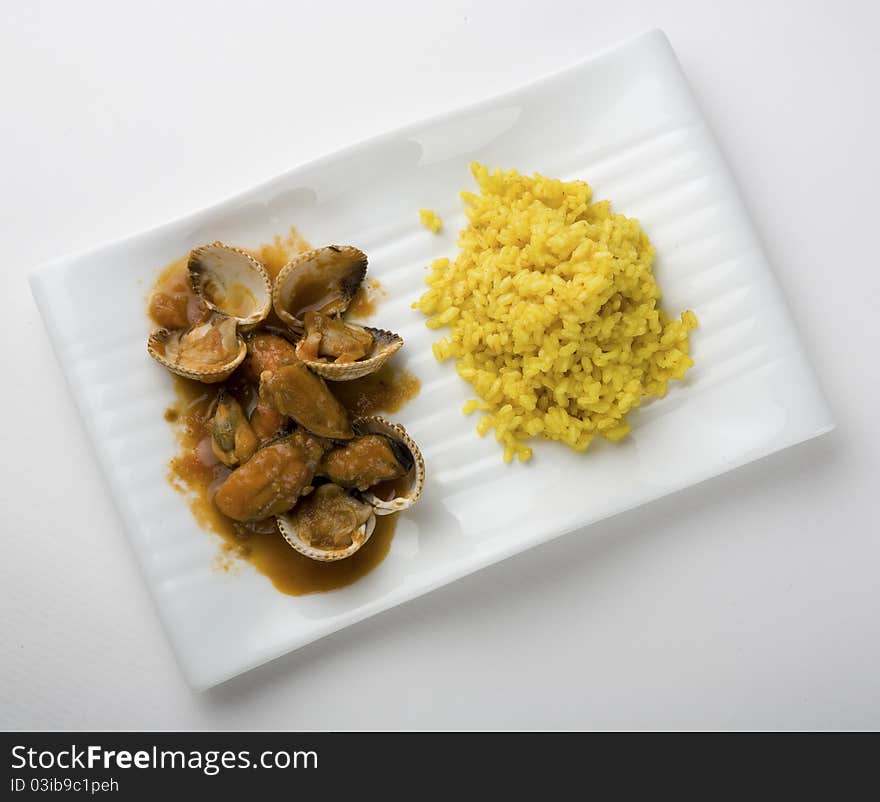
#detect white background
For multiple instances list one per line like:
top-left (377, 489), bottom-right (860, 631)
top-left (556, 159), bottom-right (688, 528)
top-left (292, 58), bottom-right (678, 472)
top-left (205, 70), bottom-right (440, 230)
top-left (1, 0), bottom-right (878, 730)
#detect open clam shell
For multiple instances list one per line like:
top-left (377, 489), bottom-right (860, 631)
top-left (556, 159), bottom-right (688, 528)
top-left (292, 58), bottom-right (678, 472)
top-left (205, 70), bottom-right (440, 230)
top-left (276, 487), bottom-right (377, 562)
top-left (188, 242), bottom-right (272, 330)
top-left (272, 245), bottom-right (367, 332)
top-left (297, 326), bottom-right (403, 381)
top-left (147, 314), bottom-right (247, 384)
top-left (355, 417), bottom-right (425, 515)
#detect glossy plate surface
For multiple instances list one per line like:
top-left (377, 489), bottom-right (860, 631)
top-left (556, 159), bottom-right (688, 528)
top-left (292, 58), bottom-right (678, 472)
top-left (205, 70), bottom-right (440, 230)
top-left (29, 30), bottom-right (832, 689)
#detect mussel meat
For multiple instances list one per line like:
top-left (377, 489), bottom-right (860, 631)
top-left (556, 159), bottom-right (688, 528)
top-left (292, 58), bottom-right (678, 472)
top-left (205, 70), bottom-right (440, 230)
top-left (249, 398), bottom-right (287, 443)
top-left (209, 389), bottom-right (258, 468)
top-left (319, 433), bottom-right (409, 491)
top-left (259, 362), bottom-right (353, 440)
top-left (213, 429), bottom-right (327, 522)
top-left (351, 417), bottom-right (424, 514)
top-left (241, 330), bottom-right (300, 383)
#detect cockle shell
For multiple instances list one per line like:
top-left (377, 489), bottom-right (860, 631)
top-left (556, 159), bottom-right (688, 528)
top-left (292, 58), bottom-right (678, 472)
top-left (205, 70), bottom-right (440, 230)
top-left (272, 245), bottom-right (367, 332)
top-left (297, 325), bottom-right (403, 381)
top-left (276, 484), bottom-right (377, 562)
top-left (147, 313), bottom-right (246, 383)
top-left (188, 242), bottom-right (272, 331)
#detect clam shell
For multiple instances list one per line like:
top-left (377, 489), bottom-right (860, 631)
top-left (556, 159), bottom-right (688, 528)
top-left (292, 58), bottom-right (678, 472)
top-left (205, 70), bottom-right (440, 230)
top-left (355, 417), bottom-right (425, 515)
top-left (188, 242), bottom-right (271, 330)
top-left (272, 245), bottom-right (367, 332)
top-left (276, 499), bottom-right (377, 562)
top-left (147, 324), bottom-right (246, 384)
top-left (297, 326), bottom-right (403, 381)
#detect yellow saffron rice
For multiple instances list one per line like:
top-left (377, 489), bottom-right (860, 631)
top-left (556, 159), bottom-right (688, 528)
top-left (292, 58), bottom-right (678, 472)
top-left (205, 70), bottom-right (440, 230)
top-left (419, 208), bottom-right (443, 233)
top-left (414, 163), bottom-right (697, 463)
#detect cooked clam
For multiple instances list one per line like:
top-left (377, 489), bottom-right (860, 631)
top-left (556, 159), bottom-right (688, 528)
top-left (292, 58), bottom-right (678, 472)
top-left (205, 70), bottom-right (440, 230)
top-left (272, 245), bottom-right (367, 332)
top-left (298, 311), bottom-right (374, 362)
top-left (209, 389), bottom-right (258, 468)
top-left (259, 361), bottom-right (353, 440)
top-left (147, 313), bottom-right (246, 383)
top-left (295, 311), bottom-right (403, 381)
top-left (213, 430), bottom-right (327, 522)
top-left (351, 417), bottom-right (424, 514)
top-left (276, 483), bottom-right (376, 562)
top-left (188, 242), bottom-right (272, 330)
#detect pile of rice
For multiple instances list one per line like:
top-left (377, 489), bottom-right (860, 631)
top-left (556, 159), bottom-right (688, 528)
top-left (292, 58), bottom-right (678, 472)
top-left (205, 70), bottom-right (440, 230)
top-left (414, 163), bottom-right (697, 462)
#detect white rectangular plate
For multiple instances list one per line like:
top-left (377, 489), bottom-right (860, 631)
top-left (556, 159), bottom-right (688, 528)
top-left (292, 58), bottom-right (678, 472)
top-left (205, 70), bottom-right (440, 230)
top-left (30, 30), bottom-right (833, 690)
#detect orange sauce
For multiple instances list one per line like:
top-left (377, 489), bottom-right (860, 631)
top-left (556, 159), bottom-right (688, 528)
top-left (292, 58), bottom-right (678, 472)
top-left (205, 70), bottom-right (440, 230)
top-left (328, 365), bottom-right (421, 417)
top-left (148, 226), bottom-right (419, 596)
top-left (348, 279), bottom-right (386, 319)
top-left (251, 228), bottom-right (312, 281)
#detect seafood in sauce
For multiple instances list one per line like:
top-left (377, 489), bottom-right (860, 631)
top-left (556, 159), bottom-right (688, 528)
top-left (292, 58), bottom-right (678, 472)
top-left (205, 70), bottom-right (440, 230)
top-left (249, 398), bottom-right (286, 443)
top-left (259, 362), bottom-right (353, 440)
top-left (214, 430), bottom-right (326, 522)
top-left (147, 234), bottom-right (424, 571)
top-left (148, 313), bottom-right (246, 383)
top-left (209, 389), bottom-right (258, 467)
top-left (295, 312), bottom-right (404, 382)
top-left (319, 434), bottom-right (408, 491)
top-left (241, 331), bottom-right (300, 383)
top-left (298, 311), bottom-right (374, 362)
top-left (278, 484), bottom-right (377, 562)
top-left (353, 417), bottom-right (424, 515)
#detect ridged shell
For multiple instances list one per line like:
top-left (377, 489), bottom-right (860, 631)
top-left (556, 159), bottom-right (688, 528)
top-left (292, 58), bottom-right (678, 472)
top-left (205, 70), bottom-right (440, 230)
top-left (276, 498), bottom-right (377, 562)
top-left (147, 322), bottom-right (246, 384)
top-left (355, 417), bottom-right (425, 515)
top-left (297, 326), bottom-right (403, 381)
top-left (272, 245), bottom-right (367, 332)
top-left (188, 242), bottom-right (272, 331)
